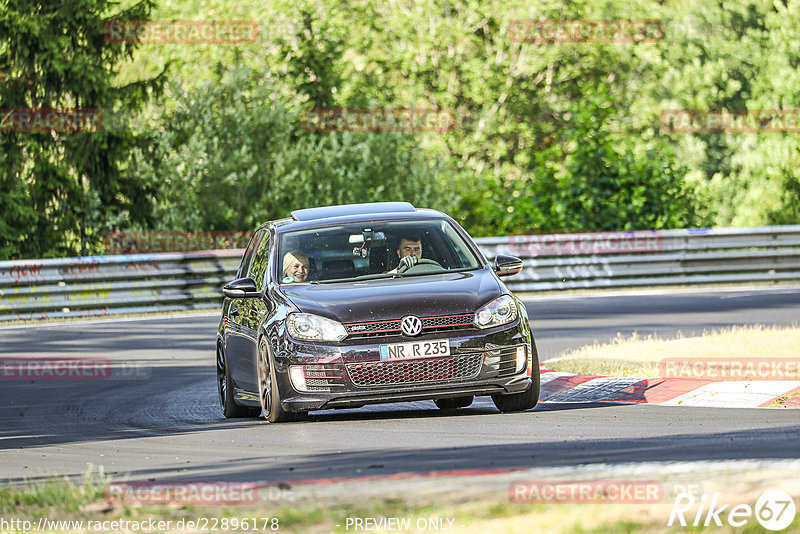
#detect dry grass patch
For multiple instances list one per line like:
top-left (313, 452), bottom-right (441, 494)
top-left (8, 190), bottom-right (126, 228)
top-left (546, 324), bottom-right (800, 377)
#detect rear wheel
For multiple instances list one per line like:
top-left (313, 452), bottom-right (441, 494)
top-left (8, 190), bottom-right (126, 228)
top-left (492, 373), bottom-right (540, 413)
top-left (217, 344), bottom-right (259, 418)
top-left (434, 396), bottom-right (474, 410)
top-left (257, 338), bottom-right (297, 423)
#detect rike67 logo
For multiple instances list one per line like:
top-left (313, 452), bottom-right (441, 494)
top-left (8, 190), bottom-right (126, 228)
top-left (669, 490), bottom-right (796, 531)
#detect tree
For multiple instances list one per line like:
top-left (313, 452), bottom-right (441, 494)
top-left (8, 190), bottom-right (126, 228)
top-left (0, 0), bottom-right (165, 259)
top-left (500, 85), bottom-right (708, 234)
top-left (653, 0), bottom-right (800, 226)
top-left (133, 66), bottom-right (441, 231)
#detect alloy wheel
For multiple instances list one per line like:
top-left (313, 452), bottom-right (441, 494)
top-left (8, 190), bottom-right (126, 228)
top-left (258, 340), bottom-right (272, 418)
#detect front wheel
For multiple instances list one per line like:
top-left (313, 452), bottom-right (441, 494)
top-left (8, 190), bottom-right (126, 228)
top-left (492, 374), bottom-right (540, 413)
top-left (257, 338), bottom-right (297, 423)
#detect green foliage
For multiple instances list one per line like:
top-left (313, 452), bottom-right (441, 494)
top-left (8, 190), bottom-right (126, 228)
top-left (653, 0), bottom-right (800, 226)
top-left (488, 86), bottom-right (709, 235)
top-left (4, 0), bottom-right (800, 259)
top-left (768, 168), bottom-right (800, 225)
top-left (275, 6), bottom-right (345, 108)
top-left (130, 67), bottom-right (440, 231)
top-left (0, 0), bottom-right (166, 259)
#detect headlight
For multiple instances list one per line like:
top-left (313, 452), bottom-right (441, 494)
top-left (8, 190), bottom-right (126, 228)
top-left (287, 313), bottom-right (347, 342)
top-left (473, 295), bottom-right (518, 329)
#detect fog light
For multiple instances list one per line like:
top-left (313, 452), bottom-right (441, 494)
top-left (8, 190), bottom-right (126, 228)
top-left (289, 366), bottom-right (307, 391)
top-left (515, 346), bottom-right (527, 373)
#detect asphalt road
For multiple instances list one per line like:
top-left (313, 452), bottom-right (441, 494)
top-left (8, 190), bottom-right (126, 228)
top-left (1, 286), bottom-right (799, 485)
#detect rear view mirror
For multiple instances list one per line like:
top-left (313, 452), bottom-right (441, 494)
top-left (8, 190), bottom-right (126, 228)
top-left (222, 277), bottom-right (260, 298)
top-left (348, 229), bottom-right (386, 247)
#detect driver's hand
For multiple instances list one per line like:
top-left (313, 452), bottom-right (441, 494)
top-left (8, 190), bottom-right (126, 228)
top-left (397, 255), bottom-right (418, 272)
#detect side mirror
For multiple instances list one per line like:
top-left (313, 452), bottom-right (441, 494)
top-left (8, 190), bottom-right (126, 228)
top-left (494, 255), bottom-right (523, 277)
top-left (222, 277), bottom-right (260, 298)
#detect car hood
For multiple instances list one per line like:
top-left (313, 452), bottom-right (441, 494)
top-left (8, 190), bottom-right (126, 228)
top-left (280, 269), bottom-right (504, 323)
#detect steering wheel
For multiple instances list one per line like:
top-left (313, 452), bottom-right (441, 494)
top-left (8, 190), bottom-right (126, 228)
top-left (396, 258), bottom-right (442, 274)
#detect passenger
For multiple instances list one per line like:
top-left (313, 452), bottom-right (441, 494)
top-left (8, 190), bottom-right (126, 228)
top-left (282, 250), bottom-right (310, 283)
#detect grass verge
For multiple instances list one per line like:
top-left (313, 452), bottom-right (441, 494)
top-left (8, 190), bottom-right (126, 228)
top-left (545, 324), bottom-right (800, 377)
top-left (2, 472), bottom-right (799, 534)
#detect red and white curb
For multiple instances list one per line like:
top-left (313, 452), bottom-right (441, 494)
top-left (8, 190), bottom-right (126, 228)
top-left (538, 366), bottom-right (800, 408)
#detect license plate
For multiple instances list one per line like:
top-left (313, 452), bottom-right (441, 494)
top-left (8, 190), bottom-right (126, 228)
top-left (379, 340), bottom-right (450, 361)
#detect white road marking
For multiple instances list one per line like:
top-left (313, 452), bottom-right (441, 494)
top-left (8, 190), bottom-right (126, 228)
top-left (544, 376), bottom-right (645, 403)
top-left (661, 380), bottom-right (800, 408)
top-left (539, 371), bottom-right (576, 385)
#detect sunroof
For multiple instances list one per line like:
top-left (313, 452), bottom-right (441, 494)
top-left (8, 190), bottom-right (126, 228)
top-left (291, 202), bottom-right (417, 221)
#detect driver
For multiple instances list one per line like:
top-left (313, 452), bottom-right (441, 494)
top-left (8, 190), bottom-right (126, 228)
top-left (388, 234), bottom-right (423, 274)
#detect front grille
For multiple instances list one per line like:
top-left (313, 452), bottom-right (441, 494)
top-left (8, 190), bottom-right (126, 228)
top-left (346, 353), bottom-right (483, 387)
top-left (421, 315), bottom-right (473, 328)
top-left (344, 313), bottom-right (474, 338)
top-left (345, 320), bottom-right (400, 336)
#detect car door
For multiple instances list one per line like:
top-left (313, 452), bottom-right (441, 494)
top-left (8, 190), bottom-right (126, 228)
top-left (225, 229), bottom-right (263, 398)
top-left (230, 229), bottom-right (271, 395)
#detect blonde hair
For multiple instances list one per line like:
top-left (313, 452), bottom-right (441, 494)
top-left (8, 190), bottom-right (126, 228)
top-left (282, 250), bottom-right (309, 277)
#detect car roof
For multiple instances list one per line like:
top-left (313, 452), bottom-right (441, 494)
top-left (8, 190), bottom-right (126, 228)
top-left (291, 202), bottom-right (417, 221)
top-left (270, 203), bottom-right (448, 232)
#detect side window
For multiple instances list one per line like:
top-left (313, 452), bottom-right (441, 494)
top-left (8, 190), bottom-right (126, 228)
top-left (237, 230), bottom-right (263, 279)
top-left (248, 231), bottom-right (271, 289)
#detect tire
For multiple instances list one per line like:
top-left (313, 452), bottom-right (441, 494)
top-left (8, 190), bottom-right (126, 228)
top-left (217, 344), bottom-right (260, 418)
top-left (434, 396), bottom-right (474, 410)
top-left (492, 372), bottom-right (541, 413)
top-left (257, 338), bottom-right (297, 423)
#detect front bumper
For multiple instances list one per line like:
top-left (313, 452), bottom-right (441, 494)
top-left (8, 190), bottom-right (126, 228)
top-left (271, 320), bottom-right (537, 412)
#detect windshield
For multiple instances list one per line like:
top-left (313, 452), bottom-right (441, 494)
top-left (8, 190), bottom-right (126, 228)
top-left (277, 219), bottom-right (482, 284)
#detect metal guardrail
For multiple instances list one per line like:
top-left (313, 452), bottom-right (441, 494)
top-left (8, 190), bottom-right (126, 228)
top-left (0, 250), bottom-right (241, 322)
top-left (477, 225), bottom-right (800, 291)
top-left (2, 225), bottom-right (800, 322)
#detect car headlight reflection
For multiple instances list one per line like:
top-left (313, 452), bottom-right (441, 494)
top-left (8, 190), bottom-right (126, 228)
top-left (473, 295), bottom-right (518, 329)
top-left (287, 313), bottom-right (347, 342)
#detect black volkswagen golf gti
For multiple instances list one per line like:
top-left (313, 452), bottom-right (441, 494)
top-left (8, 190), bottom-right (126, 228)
top-left (216, 202), bottom-right (540, 422)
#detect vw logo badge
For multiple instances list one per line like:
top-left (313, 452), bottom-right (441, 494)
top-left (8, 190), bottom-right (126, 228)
top-left (400, 315), bottom-right (422, 336)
